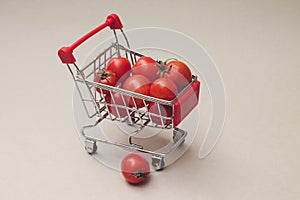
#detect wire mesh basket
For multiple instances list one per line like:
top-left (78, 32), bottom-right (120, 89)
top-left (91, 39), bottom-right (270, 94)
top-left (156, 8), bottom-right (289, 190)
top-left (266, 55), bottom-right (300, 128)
top-left (58, 14), bottom-right (200, 170)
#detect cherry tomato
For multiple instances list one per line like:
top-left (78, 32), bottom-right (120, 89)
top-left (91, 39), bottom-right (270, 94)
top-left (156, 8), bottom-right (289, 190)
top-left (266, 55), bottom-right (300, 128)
top-left (106, 57), bottom-right (131, 82)
top-left (148, 102), bottom-right (172, 126)
top-left (121, 154), bottom-right (150, 184)
top-left (149, 77), bottom-right (178, 101)
top-left (164, 60), bottom-right (192, 91)
top-left (132, 56), bottom-right (159, 81)
top-left (94, 69), bottom-right (117, 95)
top-left (105, 92), bottom-right (129, 118)
top-left (122, 75), bottom-right (151, 108)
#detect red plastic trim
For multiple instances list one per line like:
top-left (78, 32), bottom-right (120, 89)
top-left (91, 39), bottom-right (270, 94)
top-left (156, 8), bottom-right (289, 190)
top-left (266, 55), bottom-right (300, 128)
top-left (106, 14), bottom-right (123, 29)
top-left (173, 81), bottom-right (200, 127)
top-left (58, 14), bottom-right (123, 64)
top-left (58, 46), bottom-right (76, 64)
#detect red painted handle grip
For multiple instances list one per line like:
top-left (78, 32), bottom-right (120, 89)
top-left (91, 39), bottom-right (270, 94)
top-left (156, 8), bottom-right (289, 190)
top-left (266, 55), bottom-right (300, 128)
top-left (58, 14), bottom-right (123, 64)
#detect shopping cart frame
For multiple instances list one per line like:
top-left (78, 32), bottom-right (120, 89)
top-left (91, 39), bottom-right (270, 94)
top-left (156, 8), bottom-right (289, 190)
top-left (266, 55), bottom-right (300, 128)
top-left (58, 14), bottom-right (200, 170)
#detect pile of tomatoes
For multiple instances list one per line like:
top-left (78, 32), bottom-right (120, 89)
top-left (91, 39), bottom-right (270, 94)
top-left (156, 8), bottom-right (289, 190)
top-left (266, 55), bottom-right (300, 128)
top-left (94, 56), bottom-right (192, 125)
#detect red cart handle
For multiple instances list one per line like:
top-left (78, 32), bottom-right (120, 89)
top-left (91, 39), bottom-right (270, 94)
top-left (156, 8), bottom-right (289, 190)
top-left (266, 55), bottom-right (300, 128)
top-left (58, 14), bottom-right (123, 64)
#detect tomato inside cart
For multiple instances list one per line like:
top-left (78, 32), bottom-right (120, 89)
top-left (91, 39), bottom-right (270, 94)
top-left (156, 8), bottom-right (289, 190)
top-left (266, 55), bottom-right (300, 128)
top-left (58, 14), bottom-right (200, 171)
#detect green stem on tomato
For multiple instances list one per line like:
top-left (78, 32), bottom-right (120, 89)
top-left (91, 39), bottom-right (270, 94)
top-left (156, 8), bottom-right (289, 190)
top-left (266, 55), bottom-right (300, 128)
top-left (164, 57), bottom-right (178, 64)
top-left (100, 71), bottom-right (115, 83)
top-left (128, 170), bottom-right (146, 179)
top-left (155, 60), bottom-right (174, 78)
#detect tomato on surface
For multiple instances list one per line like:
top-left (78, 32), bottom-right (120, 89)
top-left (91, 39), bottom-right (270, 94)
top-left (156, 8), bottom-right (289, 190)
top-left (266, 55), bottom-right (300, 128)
top-left (148, 102), bottom-right (172, 126)
top-left (122, 75), bottom-right (151, 108)
top-left (149, 77), bottom-right (178, 101)
top-left (94, 69), bottom-right (117, 95)
top-left (163, 60), bottom-right (192, 91)
top-left (132, 56), bottom-right (159, 81)
top-left (121, 154), bottom-right (150, 184)
top-left (106, 57), bottom-right (131, 82)
top-left (105, 92), bottom-right (129, 118)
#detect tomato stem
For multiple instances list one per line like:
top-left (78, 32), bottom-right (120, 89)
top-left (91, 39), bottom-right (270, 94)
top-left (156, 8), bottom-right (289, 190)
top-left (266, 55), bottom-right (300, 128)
top-left (155, 60), bottom-right (165, 70)
top-left (155, 60), bottom-right (173, 78)
top-left (164, 57), bottom-right (178, 64)
top-left (128, 170), bottom-right (146, 179)
top-left (95, 69), bottom-right (115, 83)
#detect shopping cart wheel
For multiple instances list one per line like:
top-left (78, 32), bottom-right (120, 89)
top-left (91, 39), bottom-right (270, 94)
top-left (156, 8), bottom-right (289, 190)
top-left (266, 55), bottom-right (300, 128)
top-left (84, 138), bottom-right (98, 154)
top-left (151, 154), bottom-right (165, 171)
top-left (172, 128), bottom-right (187, 146)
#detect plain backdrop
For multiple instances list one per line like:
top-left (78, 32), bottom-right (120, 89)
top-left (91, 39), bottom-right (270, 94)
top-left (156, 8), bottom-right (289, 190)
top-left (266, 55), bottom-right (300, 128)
top-left (0, 0), bottom-right (299, 200)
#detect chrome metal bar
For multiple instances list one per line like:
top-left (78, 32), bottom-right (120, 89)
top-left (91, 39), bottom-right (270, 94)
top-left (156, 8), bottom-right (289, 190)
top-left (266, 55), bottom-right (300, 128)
top-left (67, 64), bottom-right (97, 118)
top-left (164, 128), bottom-right (187, 154)
top-left (120, 93), bottom-right (134, 124)
top-left (85, 134), bottom-right (166, 157)
top-left (121, 29), bottom-right (130, 49)
top-left (81, 112), bottom-right (109, 137)
top-left (73, 63), bottom-right (101, 117)
top-left (82, 79), bottom-right (175, 106)
top-left (113, 30), bottom-right (120, 57)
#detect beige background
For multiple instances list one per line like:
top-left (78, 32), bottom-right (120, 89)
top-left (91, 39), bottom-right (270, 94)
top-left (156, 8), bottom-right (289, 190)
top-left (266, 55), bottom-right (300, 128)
top-left (1, 0), bottom-right (299, 199)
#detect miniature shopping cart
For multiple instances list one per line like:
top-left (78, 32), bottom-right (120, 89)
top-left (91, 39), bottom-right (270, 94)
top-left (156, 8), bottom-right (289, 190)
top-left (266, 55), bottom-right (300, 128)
top-left (58, 14), bottom-right (200, 170)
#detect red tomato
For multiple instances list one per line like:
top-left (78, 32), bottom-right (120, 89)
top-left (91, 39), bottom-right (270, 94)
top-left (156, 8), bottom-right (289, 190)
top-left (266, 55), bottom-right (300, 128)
top-left (121, 154), bottom-right (150, 184)
top-left (148, 102), bottom-right (172, 126)
top-left (164, 60), bottom-right (192, 91)
top-left (132, 56), bottom-right (159, 81)
top-left (150, 77), bottom-right (178, 101)
top-left (122, 75), bottom-right (151, 108)
top-left (105, 92), bottom-right (129, 118)
top-left (94, 69), bottom-right (117, 95)
top-left (106, 57), bottom-right (131, 82)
